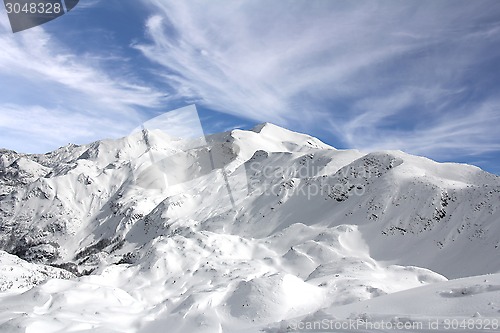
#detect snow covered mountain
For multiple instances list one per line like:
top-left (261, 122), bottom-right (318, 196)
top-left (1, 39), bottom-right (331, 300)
top-left (0, 123), bottom-right (499, 332)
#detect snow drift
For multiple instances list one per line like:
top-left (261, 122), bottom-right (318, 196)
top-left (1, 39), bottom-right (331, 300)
top-left (1, 123), bottom-right (499, 332)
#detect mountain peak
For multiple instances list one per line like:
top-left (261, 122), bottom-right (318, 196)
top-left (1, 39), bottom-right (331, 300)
top-left (251, 122), bottom-right (280, 133)
top-left (248, 122), bottom-right (334, 151)
top-left (1, 120), bottom-right (500, 332)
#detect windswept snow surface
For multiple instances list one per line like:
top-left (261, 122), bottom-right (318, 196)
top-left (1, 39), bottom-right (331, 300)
top-left (1, 123), bottom-right (500, 332)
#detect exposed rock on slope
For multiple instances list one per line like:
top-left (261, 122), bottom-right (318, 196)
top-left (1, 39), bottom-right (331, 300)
top-left (0, 123), bottom-right (499, 332)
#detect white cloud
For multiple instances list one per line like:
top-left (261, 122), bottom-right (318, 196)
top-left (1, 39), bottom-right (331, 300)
top-left (136, 0), bottom-right (500, 163)
top-left (397, 100), bottom-right (500, 156)
top-left (0, 14), bottom-right (165, 152)
top-left (2, 0), bottom-right (499, 168)
top-left (134, 1), bottom-right (415, 125)
top-left (0, 104), bottom-right (134, 153)
top-left (0, 20), bottom-right (164, 112)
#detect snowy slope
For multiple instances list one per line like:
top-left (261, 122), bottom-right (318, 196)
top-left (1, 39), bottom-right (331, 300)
top-left (266, 273), bottom-right (500, 333)
top-left (0, 251), bottom-right (74, 292)
top-left (0, 123), bottom-right (499, 332)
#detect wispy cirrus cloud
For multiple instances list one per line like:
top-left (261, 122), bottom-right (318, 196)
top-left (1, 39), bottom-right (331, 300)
top-left (0, 13), bottom-right (165, 153)
top-left (136, 0), bottom-right (500, 168)
top-left (368, 99), bottom-right (500, 156)
top-left (1, 0), bottom-right (499, 173)
top-left (0, 104), bottom-right (134, 153)
top-left (135, 1), bottom-right (419, 125)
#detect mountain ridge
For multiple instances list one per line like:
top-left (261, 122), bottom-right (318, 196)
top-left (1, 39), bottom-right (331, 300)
top-left (0, 124), bottom-right (499, 332)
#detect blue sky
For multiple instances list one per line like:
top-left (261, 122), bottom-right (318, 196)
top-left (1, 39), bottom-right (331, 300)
top-left (1, 0), bottom-right (500, 174)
